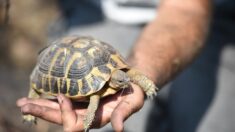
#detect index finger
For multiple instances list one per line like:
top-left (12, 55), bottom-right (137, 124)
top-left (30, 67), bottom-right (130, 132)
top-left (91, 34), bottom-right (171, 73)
top-left (20, 103), bottom-right (62, 125)
top-left (17, 97), bottom-right (60, 110)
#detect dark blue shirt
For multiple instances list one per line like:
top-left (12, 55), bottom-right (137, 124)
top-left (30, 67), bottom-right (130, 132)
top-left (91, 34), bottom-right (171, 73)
top-left (214, 0), bottom-right (235, 18)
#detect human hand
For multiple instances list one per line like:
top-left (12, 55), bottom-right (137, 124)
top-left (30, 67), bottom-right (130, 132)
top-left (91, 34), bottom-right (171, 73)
top-left (16, 84), bottom-right (145, 132)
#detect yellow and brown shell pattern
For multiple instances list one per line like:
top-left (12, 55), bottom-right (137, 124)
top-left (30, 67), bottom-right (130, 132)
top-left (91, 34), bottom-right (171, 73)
top-left (30, 36), bottom-right (128, 99)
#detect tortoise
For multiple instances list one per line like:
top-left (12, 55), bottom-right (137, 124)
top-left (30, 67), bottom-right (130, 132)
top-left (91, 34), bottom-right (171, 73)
top-left (23, 36), bottom-right (158, 131)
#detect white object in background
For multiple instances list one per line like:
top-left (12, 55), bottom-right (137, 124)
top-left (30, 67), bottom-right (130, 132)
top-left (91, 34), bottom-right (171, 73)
top-left (101, 0), bottom-right (159, 25)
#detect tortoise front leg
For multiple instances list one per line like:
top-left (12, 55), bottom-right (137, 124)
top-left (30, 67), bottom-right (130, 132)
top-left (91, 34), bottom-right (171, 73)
top-left (22, 87), bottom-right (41, 125)
top-left (127, 69), bottom-right (158, 99)
top-left (84, 94), bottom-right (100, 132)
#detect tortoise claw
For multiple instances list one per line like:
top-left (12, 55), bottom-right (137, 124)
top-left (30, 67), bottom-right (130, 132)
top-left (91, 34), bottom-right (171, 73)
top-left (22, 115), bottom-right (37, 126)
top-left (146, 86), bottom-right (158, 100)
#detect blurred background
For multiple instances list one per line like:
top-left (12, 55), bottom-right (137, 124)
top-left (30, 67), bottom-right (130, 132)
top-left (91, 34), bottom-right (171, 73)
top-left (0, 0), bottom-right (235, 132)
top-left (0, 0), bottom-right (157, 131)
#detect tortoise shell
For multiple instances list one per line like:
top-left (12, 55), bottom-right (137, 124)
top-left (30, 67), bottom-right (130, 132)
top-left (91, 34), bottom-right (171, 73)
top-left (30, 36), bottom-right (128, 100)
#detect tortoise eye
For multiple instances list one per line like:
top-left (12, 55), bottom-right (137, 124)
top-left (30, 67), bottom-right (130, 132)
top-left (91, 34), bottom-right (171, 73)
top-left (118, 80), bottom-right (123, 83)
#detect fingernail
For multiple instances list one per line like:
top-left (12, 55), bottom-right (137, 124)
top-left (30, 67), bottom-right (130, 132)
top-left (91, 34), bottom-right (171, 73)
top-left (57, 94), bottom-right (63, 104)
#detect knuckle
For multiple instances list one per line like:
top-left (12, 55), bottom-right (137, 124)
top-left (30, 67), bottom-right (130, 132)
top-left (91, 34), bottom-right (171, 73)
top-left (22, 104), bottom-right (33, 113)
top-left (122, 99), bottom-right (143, 113)
top-left (120, 100), bottom-right (135, 114)
top-left (38, 106), bottom-right (46, 117)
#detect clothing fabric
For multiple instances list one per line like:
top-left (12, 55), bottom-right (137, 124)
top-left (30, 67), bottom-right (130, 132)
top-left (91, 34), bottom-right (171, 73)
top-left (146, 7), bottom-right (235, 132)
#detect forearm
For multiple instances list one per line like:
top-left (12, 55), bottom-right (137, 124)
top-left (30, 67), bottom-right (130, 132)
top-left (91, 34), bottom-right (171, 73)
top-left (129, 0), bottom-right (212, 87)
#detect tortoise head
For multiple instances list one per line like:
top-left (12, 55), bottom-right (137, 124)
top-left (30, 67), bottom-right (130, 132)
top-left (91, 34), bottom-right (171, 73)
top-left (110, 70), bottom-right (130, 89)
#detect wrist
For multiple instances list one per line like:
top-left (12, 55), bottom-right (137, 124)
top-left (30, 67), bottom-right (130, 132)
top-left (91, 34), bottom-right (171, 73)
top-left (128, 52), bottom-right (158, 84)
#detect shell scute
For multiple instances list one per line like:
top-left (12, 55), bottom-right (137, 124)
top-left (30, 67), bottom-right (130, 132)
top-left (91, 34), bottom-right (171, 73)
top-left (59, 78), bottom-right (67, 94)
top-left (68, 79), bottom-right (79, 96)
top-left (80, 79), bottom-right (91, 95)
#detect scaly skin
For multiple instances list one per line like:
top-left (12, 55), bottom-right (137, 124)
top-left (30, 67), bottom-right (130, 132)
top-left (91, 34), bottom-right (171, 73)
top-left (23, 88), bottom-right (40, 124)
top-left (83, 95), bottom-right (100, 132)
top-left (127, 69), bottom-right (158, 99)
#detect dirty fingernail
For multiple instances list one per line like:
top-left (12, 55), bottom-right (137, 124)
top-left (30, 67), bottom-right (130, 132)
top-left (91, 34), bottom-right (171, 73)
top-left (57, 94), bottom-right (63, 104)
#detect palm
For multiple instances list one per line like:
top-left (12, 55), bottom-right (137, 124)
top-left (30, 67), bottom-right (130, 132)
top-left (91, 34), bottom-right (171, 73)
top-left (17, 84), bottom-right (145, 131)
top-left (72, 89), bottom-right (132, 128)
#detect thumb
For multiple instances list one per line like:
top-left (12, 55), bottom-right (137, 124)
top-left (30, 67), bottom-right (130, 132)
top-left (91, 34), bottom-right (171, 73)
top-left (111, 99), bottom-right (135, 132)
top-left (111, 85), bottom-right (145, 132)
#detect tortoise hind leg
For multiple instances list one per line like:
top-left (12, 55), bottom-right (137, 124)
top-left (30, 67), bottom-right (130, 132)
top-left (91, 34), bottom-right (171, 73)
top-left (22, 88), bottom-right (41, 125)
top-left (127, 69), bottom-right (158, 99)
top-left (84, 94), bottom-right (100, 132)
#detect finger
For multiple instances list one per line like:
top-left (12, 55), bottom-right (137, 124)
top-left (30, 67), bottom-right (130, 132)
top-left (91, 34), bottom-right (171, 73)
top-left (57, 94), bottom-right (83, 131)
top-left (111, 99), bottom-right (133, 132)
top-left (17, 97), bottom-right (60, 110)
top-left (111, 85), bottom-right (144, 132)
top-left (21, 103), bottom-right (62, 124)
